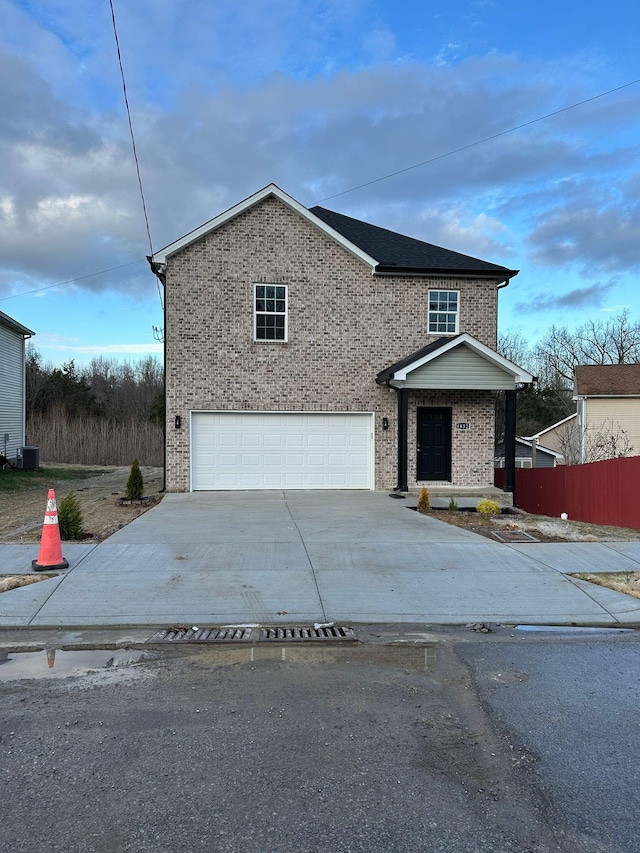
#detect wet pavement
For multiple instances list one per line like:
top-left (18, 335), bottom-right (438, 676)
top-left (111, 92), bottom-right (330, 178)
top-left (1, 630), bottom-right (638, 852)
top-left (0, 647), bottom-right (147, 681)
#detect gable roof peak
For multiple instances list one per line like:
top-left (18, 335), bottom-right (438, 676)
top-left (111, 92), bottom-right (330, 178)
top-left (152, 183), bottom-right (378, 268)
top-left (152, 184), bottom-right (519, 281)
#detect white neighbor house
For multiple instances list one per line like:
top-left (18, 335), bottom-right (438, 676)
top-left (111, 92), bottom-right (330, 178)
top-left (0, 310), bottom-right (35, 465)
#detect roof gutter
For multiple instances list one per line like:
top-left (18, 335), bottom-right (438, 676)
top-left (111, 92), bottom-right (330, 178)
top-left (373, 266), bottom-right (519, 280)
top-left (147, 255), bottom-right (167, 286)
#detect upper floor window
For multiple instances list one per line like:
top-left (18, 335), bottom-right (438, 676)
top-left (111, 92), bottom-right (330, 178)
top-left (428, 290), bottom-right (459, 334)
top-left (254, 284), bottom-right (288, 341)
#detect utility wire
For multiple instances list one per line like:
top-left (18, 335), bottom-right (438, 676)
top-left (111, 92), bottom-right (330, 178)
top-left (315, 77), bottom-right (640, 203)
top-left (7, 74), bottom-right (637, 306)
top-left (0, 260), bottom-right (145, 302)
top-left (109, 0), bottom-right (163, 309)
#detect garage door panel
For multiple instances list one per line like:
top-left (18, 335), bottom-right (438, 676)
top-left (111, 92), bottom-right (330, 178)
top-left (219, 434), bottom-right (239, 448)
top-left (191, 412), bottom-right (373, 490)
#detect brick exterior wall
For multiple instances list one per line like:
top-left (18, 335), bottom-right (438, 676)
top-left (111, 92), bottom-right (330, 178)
top-left (164, 196), bottom-right (500, 491)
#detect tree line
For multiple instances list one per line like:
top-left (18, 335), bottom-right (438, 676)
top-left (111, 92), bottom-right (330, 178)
top-left (497, 310), bottom-right (640, 445)
top-left (26, 348), bottom-right (164, 466)
top-left (24, 309), bottom-right (640, 466)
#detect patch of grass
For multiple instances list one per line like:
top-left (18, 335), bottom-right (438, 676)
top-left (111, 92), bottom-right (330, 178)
top-left (0, 465), bottom-right (113, 493)
top-left (0, 575), bottom-right (49, 593)
top-left (571, 571), bottom-right (640, 600)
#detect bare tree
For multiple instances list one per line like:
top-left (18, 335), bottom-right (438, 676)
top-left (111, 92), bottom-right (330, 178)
top-left (554, 419), bottom-right (582, 465)
top-left (534, 310), bottom-right (640, 386)
top-left (583, 419), bottom-right (633, 463)
top-left (556, 417), bottom-right (633, 464)
top-left (497, 331), bottom-right (534, 371)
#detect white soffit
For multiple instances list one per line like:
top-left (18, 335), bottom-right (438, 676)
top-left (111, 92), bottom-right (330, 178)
top-left (152, 183), bottom-right (379, 269)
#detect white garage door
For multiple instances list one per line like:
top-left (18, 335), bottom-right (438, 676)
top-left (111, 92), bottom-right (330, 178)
top-left (191, 412), bottom-right (374, 490)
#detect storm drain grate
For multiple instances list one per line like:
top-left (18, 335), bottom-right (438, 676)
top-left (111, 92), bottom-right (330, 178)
top-left (491, 530), bottom-right (539, 543)
top-left (260, 626), bottom-right (357, 642)
top-left (148, 626), bottom-right (253, 643)
top-left (147, 625), bottom-right (357, 644)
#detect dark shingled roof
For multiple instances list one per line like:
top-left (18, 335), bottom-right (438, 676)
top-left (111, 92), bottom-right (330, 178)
top-left (310, 205), bottom-right (518, 277)
top-left (575, 364), bottom-right (640, 396)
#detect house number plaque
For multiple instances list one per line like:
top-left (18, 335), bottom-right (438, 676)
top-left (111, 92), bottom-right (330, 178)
top-left (456, 422), bottom-right (470, 430)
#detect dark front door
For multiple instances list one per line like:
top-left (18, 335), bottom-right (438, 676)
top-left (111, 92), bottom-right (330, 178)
top-left (416, 407), bottom-right (452, 481)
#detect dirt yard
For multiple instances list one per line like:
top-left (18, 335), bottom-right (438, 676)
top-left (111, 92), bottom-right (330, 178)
top-left (425, 507), bottom-right (640, 544)
top-left (0, 465), bottom-right (163, 543)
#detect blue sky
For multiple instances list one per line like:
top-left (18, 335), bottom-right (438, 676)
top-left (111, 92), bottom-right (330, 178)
top-left (0, 0), bottom-right (638, 366)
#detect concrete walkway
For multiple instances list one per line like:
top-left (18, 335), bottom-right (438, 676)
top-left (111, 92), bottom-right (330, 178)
top-left (1, 491), bottom-right (640, 628)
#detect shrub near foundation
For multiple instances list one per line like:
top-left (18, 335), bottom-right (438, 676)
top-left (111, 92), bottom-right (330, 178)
top-left (125, 457), bottom-right (144, 501)
top-left (477, 499), bottom-right (501, 515)
top-left (417, 487), bottom-right (431, 511)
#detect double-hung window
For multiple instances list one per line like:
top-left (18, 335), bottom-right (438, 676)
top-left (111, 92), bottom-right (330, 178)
top-left (427, 290), bottom-right (459, 334)
top-left (254, 284), bottom-right (288, 341)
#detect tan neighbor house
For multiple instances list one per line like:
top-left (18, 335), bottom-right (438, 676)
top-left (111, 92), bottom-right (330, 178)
top-left (523, 412), bottom-right (578, 465)
top-left (150, 184), bottom-right (533, 492)
top-left (574, 364), bottom-right (640, 463)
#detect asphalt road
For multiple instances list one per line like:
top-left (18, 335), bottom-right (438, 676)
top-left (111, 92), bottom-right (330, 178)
top-left (1, 630), bottom-right (638, 852)
top-left (457, 630), bottom-right (640, 853)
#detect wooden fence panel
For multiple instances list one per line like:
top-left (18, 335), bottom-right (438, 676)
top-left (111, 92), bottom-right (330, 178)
top-left (495, 457), bottom-right (640, 529)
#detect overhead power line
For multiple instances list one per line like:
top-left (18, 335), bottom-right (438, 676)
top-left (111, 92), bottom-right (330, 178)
top-left (109, 0), bottom-right (163, 310)
top-left (6, 74), bottom-right (638, 305)
top-left (315, 77), bottom-right (640, 203)
top-left (0, 260), bottom-right (145, 302)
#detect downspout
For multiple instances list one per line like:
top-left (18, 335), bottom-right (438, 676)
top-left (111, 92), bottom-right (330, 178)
top-left (162, 305), bottom-right (167, 493)
top-left (147, 256), bottom-right (167, 492)
top-left (21, 328), bottom-right (34, 457)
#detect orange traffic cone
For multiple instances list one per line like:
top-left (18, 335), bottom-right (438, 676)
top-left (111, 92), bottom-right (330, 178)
top-left (32, 489), bottom-right (69, 572)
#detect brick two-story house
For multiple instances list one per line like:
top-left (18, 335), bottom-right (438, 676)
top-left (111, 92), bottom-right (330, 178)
top-left (150, 184), bottom-right (532, 492)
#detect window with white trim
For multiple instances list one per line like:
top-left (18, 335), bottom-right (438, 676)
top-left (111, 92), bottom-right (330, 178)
top-left (427, 289), bottom-right (459, 334)
top-left (254, 284), bottom-right (288, 341)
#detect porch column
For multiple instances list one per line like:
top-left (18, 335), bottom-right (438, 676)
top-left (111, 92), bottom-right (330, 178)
top-left (397, 388), bottom-right (409, 492)
top-left (504, 389), bottom-right (517, 495)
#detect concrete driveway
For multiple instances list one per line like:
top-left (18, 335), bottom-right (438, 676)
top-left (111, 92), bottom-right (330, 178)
top-left (2, 490), bottom-right (640, 627)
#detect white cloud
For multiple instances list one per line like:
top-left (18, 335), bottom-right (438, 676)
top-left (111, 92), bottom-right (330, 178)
top-left (1, 0), bottom-right (639, 314)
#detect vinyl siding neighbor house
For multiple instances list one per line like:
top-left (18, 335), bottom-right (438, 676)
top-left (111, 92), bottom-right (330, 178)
top-left (151, 184), bottom-right (533, 492)
top-left (0, 311), bottom-right (35, 465)
top-left (574, 364), bottom-right (640, 463)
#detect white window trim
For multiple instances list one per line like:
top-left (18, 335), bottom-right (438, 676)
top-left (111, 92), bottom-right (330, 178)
top-left (254, 283), bottom-right (288, 342)
top-left (427, 289), bottom-right (459, 336)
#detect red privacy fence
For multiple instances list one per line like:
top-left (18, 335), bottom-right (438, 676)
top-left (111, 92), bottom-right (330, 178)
top-left (495, 456), bottom-right (640, 529)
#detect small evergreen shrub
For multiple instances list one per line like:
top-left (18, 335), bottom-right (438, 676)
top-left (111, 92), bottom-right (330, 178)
top-left (125, 457), bottom-right (144, 501)
top-left (477, 499), bottom-right (501, 515)
top-left (448, 497), bottom-right (459, 511)
top-left (417, 487), bottom-right (431, 511)
top-left (58, 492), bottom-right (84, 540)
